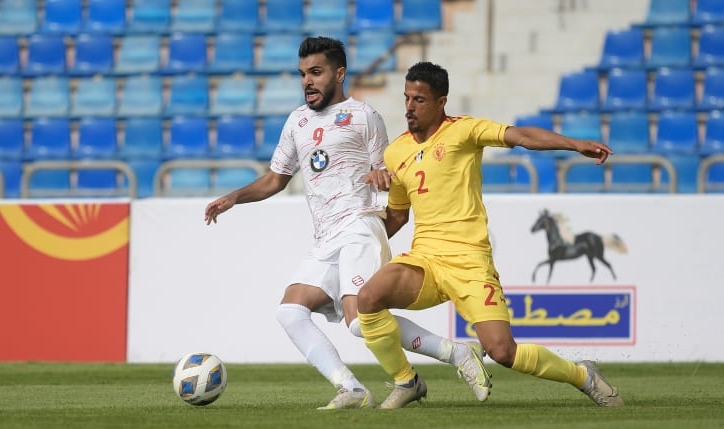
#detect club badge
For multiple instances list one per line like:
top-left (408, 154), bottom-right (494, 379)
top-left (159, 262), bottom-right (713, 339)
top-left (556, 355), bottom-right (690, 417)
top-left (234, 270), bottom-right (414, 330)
top-left (334, 111), bottom-right (352, 125)
top-left (311, 149), bottom-right (329, 172)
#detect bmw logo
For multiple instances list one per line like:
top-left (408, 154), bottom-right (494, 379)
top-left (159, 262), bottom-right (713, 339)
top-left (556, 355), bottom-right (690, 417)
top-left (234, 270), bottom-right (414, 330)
top-left (311, 149), bottom-right (329, 172)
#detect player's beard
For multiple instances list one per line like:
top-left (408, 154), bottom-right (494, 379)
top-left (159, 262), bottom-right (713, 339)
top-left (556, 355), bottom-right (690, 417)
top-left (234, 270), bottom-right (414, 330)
top-left (307, 82), bottom-right (337, 111)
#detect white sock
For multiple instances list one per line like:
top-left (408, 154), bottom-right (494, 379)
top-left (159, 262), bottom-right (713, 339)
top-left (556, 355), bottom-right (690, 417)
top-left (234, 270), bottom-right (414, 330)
top-left (395, 315), bottom-right (457, 364)
top-left (276, 303), bottom-right (364, 391)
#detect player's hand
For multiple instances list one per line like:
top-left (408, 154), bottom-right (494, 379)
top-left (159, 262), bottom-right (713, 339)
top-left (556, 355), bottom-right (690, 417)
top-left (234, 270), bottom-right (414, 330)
top-left (364, 169), bottom-right (392, 191)
top-left (204, 196), bottom-right (235, 225)
top-left (577, 141), bottom-right (613, 165)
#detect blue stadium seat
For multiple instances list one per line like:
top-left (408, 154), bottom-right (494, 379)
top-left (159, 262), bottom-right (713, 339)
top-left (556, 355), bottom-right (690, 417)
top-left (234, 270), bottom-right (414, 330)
top-left (218, 0), bottom-right (259, 32)
top-left (641, 0), bottom-right (691, 27)
top-left (514, 112), bottom-right (554, 130)
top-left (69, 33), bottom-right (114, 76)
top-left (697, 67), bottom-right (724, 111)
top-left (210, 76), bottom-right (257, 116)
top-left (209, 32), bottom-right (254, 74)
top-left (25, 76), bottom-right (70, 117)
top-left (350, 0), bottom-right (395, 33)
top-left (607, 111), bottom-right (651, 154)
top-left (119, 117), bottom-right (164, 159)
top-left (693, 26), bottom-right (724, 69)
top-left (128, 0), bottom-right (171, 34)
top-left (213, 115), bottom-right (256, 158)
top-left (648, 68), bottom-right (695, 111)
top-left (74, 117), bottom-right (118, 159)
top-left (256, 33), bottom-right (304, 74)
top-left (161, 33), bottom-right (208, 75)
top-left (397, 0), bottom-right (442, 34)
top-left (601, 68), bottom-right (648, 112)
top-left (0, 118), bottom-right (25, 160)
top-left (0, 160), bottom-right (22, 198)
top-left (646, 26), bottom-right (692, 70)
top-left (550, 69), bottom-right (600, 113)
top-left (348, 30), bottom-right (397, 74)
top-left (216, 167), bottom-right (260, 190)
top-left (171, 0), bottom-right (216, 33)
top-left (692, 0), bottom-right (724, 26)
top-left (0, 0), bottom-right (38, 36)
top-left (117, 75), bottom-right (163, 117)
top-left (596, 28), bottom-right (645, 70)
top-left (562, 163), bottom-right (606, 192)
top-left (256, 75), bottom-right (304, 116)
top-left (515, 155), bottom-right (557, 193)
top-left (165, 75), bottom-right (209, 116)
top-left (27, 118), bottom-right (72, 160)
top-left (114, 35), bottom-right (160, 75)
top-left (660, 154), bottom-right (700, 193)
top-left (168, 168), bottom-right (212, 192)
top-left (127, 159), bottom-right (161, 197)
top-left (23, 34), bottom-right (66, 76)
top-left (303, 0), bottom-right (349, 32)
top-left (166, 116), bottom-right (210, 159)
top-left (0, 37), bottom-right (20, 75)
top-left (77, 169), bottom-right (120, 192)
top-left (71, 76), bottom-right (117, 117)
top-left (40, 0), bottom-right (82, 34)
top-left (610, 164), bottom-right (654, 192)
top-left (700, 110), bottom-right (724, 155)
top-left (0, 77), bottom-right (23, 117)
top-left (83, 0), bottom-right (126, 33)
top-left (260, 0), bottom-right (304, 33)
top-left (653, 111), bottom-right (699, 155)
top-left (257, 116), bottom-right (286, 161)
top-left (28, 169), bottom-right (71, 193)
top-left (559, 112), bottom-right (602, 144)
top-left (482, 164), bottom-right (513, 191)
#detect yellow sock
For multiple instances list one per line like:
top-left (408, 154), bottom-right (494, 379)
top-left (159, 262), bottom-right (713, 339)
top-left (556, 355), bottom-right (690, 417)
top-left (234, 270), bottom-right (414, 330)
top-left (512, 343), bottom-right (587, 388)
top-left (358, 310), bottom-right (417, 383)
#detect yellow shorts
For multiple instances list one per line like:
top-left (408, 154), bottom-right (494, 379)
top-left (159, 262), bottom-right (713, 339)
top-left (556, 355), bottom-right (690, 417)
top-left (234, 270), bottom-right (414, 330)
top-left (391, 250), bottom-right (511, 324)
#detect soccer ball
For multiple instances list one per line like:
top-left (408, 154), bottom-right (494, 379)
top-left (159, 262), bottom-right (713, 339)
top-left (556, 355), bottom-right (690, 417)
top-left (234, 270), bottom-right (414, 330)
top-left (172, 352), bottom-right (228, 406)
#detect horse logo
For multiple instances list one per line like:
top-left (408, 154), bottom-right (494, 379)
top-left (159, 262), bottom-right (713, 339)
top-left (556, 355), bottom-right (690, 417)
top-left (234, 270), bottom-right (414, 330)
top-left (530, 209), bottom-right (627, 283)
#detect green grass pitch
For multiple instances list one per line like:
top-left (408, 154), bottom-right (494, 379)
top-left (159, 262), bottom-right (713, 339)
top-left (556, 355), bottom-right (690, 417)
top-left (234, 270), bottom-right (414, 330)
top-left (1, 362), bottom-right (722, 429)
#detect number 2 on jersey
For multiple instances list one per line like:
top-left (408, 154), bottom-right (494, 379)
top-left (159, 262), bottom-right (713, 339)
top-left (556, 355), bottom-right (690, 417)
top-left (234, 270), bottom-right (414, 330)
top-left (415, 170), bottom-right (429, 194)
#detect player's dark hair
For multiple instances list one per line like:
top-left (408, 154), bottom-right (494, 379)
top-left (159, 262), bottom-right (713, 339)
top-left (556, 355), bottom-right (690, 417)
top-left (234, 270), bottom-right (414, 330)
top-left (406, 62), bottom-right (449, 97)
top-left (299, 36), bottom-right (347, 69)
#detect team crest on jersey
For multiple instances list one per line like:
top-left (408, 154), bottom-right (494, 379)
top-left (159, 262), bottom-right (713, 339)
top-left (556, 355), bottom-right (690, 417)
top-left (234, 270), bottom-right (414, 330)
top-left (433, 142), bottom-right (446, 161)
top-left (334, 111), bottom-right (352, 125)
top-left (298, 117), bottom-right (308, 127)
top-left (311, 149), bottom-right (329, 172)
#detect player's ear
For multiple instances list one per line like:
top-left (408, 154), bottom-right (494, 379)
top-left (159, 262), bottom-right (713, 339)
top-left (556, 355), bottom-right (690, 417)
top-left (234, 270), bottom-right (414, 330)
top-left (337, 66), bottom-right (346, 84)
top-left (438, 95), bottom-right (447, 109)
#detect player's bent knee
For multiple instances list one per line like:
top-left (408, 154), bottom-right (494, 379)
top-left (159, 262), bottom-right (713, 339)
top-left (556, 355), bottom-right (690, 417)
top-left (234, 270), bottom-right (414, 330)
top-left (275, 303), bottom-right (311, 329)
top-left (348, 318), bottom-right (362, 337)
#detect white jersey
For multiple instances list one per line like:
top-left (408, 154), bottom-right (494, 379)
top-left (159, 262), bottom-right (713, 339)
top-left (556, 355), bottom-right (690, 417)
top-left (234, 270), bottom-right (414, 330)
top-left (270, 97), bottom-right (388, 246)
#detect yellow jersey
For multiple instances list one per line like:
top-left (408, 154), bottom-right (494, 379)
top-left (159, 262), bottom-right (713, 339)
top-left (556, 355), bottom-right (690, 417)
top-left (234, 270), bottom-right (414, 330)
top-left (386, 115), bottom-right (511, 254)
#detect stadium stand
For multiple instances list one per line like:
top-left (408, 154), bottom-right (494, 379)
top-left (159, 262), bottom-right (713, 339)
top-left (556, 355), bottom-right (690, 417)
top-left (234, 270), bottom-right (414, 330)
top-left (5, 0), bottom-right (724, 198)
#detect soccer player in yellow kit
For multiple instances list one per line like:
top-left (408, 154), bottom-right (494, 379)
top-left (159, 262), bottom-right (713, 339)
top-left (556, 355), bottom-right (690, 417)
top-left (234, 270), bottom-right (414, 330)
top-left (358, 61), bottom-right (624, 409)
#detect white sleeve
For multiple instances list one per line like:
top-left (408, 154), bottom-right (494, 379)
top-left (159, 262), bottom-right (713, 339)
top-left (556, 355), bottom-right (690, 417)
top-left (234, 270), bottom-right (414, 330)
top-left (269, 115), bottom-right (299, 176)
top-left (366, 107), bottom-right (389, 170)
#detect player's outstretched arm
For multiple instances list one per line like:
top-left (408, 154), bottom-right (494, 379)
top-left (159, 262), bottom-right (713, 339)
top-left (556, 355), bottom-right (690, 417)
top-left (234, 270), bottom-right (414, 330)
top-left (204, 171), bottom-right (292, 225)
top-left (504, 126), bottom-right (613, 165)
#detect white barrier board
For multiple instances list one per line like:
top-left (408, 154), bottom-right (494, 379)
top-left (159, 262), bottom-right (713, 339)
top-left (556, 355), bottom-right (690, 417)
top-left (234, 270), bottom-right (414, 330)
top-left (128, 195), bottom-right (724, 363)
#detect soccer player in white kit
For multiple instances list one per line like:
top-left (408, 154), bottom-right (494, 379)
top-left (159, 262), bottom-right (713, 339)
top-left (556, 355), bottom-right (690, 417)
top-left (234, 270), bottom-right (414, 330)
top-left (204, 37), bottom-right (491, 409)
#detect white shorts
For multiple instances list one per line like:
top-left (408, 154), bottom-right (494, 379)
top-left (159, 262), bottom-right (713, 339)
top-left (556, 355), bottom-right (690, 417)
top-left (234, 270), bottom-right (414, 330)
top-left (288, 214), bottom-right (391, 323)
